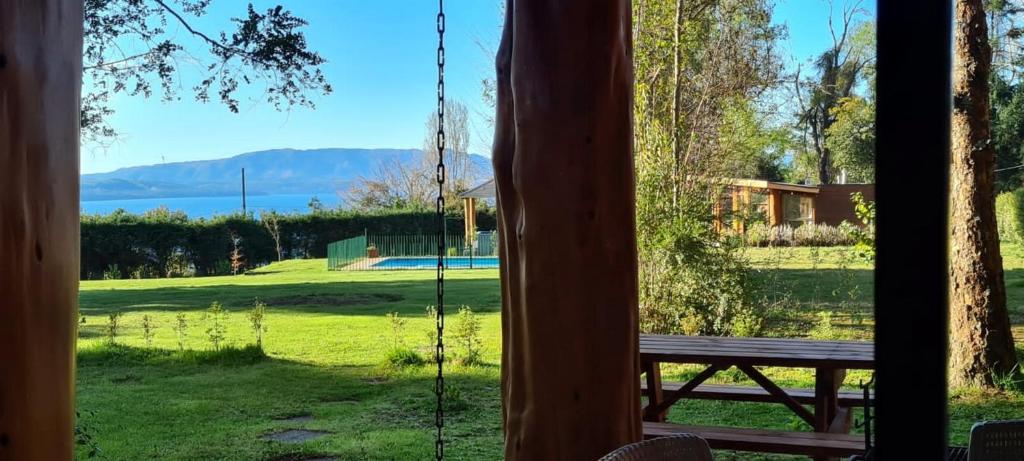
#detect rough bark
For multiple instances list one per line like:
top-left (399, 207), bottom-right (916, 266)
top-left (949, 0), bottom-right (1018, 388)
top-left (495, 1), bottom-right (641, 459)
top-left (0, 0), bottom-right (84, 459)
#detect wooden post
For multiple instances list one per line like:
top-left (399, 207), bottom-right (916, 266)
top-left (768, 190), bottom-right (783, 227)
top-left (0, 1), bottom-right (83, 459)
top-left (494, 1), bottom-right (641, 459)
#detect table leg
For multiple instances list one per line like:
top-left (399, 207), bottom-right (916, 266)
top-left (642, 360), bottom-right (666, 422)
top-left (814, 367), bottom-right (847, 461)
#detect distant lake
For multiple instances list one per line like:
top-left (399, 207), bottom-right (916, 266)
top-left (81, 193), bottom-right (342, 218)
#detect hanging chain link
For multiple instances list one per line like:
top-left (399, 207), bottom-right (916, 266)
top-left (434, 1), bottom-right (446, 460)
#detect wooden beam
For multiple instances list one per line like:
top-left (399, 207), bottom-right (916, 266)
top-left (494, 1), bottom-right (640, 458)
top-left (0, 1), bottom-right (83, 459)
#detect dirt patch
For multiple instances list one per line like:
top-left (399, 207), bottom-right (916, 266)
top-left (267, 293), bottom-right (403, 307)
top-left (265, 454), bottom-right (340, 461)
top-left (274, 413), bottom-right (314, 423)
top-left (260, 429), bottom-right (331, 443)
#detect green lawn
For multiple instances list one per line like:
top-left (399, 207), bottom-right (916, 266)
top-left (76, 247), bottom-right (1024, 460)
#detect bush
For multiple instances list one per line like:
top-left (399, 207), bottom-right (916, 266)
top-left (996, 189), bottom-right (1024, 243)
top-left (80, 208), bottom-right (498, 280)
top-left (385, 347), bottom-right (425, 367)
top-left (248, 298), bottom-right (268, 349)
top-left (203, 302), bottom-right (228, 351)
top-left (452, 306), bottom-right (484, 365)
top-left (745, 222), bottom-right (858, 247)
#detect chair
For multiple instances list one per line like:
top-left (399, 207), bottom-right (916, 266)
top-left (967, 420), bottom-right (1024, 461)
top-left (598, 434), bottom-right (714, 461)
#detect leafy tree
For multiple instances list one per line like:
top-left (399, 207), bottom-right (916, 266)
top-left (825, 96), bottom-right (875, 182)
top-left (793, 3), bottom-right (874, 184)
top-left (992, 76), bottom-right (1024, 191)
top-left (82, 1), bottom-right (331, 142)
top-left (634, 0), bottom-right (781, 335)
top-left (950, 0), bottom-right (1018, 388)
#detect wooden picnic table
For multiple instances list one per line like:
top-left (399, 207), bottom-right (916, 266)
top-left (640, 334), bottom-right (874, 459)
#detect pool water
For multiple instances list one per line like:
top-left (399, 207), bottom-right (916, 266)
top-left (371, 256), bottom-right (500, 269)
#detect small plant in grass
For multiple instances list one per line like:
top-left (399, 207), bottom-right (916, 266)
top-left (141, 315), bottom-right (155, 347)
top-left (105, 312), bottom-right (122, 345)
top-left (809, 311), bottom-right (838, 340)
top-left (75, 408), bottom-right (101, 458)
top-left (248, 298), bottom-right (268, 349)
top-left (443, 383), bottom-right (469, 412)
top-left (424, 305), bottom-right (439, 362)
top-left (452, 306), bottom-right (483, 366)
top-left (203, 302), bottom-right (229, 351)
top-left (992, 364), bottom-right (1024, 394)
top-left (172, 313), bottom-right (188, 351)
top-left (383, 311), bottom-right (424, 367)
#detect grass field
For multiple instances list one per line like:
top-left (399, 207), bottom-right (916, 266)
top-left (76, 246), bottom-right (1024, 460)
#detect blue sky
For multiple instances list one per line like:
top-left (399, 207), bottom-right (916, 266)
top-left (81, 0), bottom-right (875, 175)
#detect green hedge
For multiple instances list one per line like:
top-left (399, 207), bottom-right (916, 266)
top-left (996, 189), bottom-right (1024, 243)
top-left (81, 208), bottom-right (497, 280)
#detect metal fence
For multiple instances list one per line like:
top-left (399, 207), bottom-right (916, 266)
top-left (327, 232), bottom-right (500, 270)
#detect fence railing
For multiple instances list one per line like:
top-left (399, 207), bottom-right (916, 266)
top-left (327, 232), bottom-right (500, 270)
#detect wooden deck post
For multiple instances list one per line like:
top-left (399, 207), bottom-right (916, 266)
top-left (493, 1), bottom-right (641, 459)
top-left (0, 1), bottom-right (84, 459)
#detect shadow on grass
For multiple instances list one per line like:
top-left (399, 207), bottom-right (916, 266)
top-left (76, 343), bottom-right (504, 460)
top-left (79, 278), bottom-right (502, 317)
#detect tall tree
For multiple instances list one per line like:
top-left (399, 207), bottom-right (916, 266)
top-left (82, 1), bottom-right (331, 142)
top-left (793, 1), bottom-right (874, 184)
top-left (949, 0), bottom-right (1018, 388)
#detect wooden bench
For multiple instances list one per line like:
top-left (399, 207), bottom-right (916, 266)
top-left (641, 382), bottom-right (873, 408)
top-left (644, 421), bottom-right (866, 458)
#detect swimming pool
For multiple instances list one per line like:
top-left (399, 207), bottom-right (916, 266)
top-left (371, 256), bottom-right (500, 269)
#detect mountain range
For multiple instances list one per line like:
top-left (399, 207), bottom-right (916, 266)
top-left (81, 148), bottom-right (491, 201)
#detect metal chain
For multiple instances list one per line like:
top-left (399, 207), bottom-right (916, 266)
top-left (434, 1), bottom-right (446, 460)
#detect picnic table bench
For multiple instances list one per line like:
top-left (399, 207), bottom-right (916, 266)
top-left (640, 334), bottom-right (874, 459)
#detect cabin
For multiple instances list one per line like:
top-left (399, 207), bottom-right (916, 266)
top-left (713, 179), bottom-right (875, 232)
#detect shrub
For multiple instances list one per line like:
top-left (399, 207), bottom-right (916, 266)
top-left (203, 302), bottom-right (228, 351)
top-left (996, 189), bottom-right (1024, 243)
top-left (809, 311), bottom-right (838, 340)
top-left (172, 313), bottom-right (188, 351)
top-left (102, 264), bottom-right (122, 280)
top-left (248, 298), bottom-right (268, 349)
top-left (386, 312), bottom-right (406, 349)
top-left (105, 312), bottom-right (122, 345)
top-left (80, 208), bottom-right (498, 280)
top-left (141, 315), bottom-right (155, 347)
top-left (385, 347), bottom-right (425, 367)
top-left (452, 306), bottom-right (483, 365)
top-left (424, 305), bottom-right (439, 362)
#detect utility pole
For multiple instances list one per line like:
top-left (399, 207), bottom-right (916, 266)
top-left (241, 168), bottom-right (247, 214)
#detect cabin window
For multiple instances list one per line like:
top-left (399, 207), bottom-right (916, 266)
top-left (783, 194), bottom-right (813, 227)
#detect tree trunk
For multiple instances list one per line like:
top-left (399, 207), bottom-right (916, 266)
top-left (949, 0), bottom-right (1018, 388)
top-left (495, 1), bottom-right (641, 459)
top-left (0, 0), bottom-right (83, 458)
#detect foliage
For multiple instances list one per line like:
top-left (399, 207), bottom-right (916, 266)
top-left (424, 305), bottom-right (439, 362)
top-left (248, 298), bottom-right (268, 348)
top-left (203, 302), bottom-right (229, 351)
top-left (452, 306), bottom-right (484, 366)
top-left (82, 0), bottom-right (331, 142)
top-left (80, 208), bottom-right (497, 280)
top-left (826, 96), bottom-right (876, 182)
top-left (229, 233), bottom-right (246, 275)
top-left (993, 76), bottom-right (1024, 192)
top-left (850, 192), bottom-right (876, 262)
top-left (744, 222), bottom-right (860, 247)
top-left (172, 313), bottom-right (189, 351)
top-left (996, 189), bottom-right (1024, 242)
top-left (141, 315), bottom-right (155, 347)
top-left (385, 348), bottom-right (426, 367)
top-left (105, 312), bottom-right (122, 345)
top-left (809, 311), bottom-right (839, 340)
top-left (386, 312), bottom-right (406, 349)
top-left (75, 409), bottom-right (101, 458)
top-left (102, 264), bottom-right (122, 280)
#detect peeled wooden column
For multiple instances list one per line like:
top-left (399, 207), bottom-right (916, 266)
top-left (494, 1), bottom-right (640, 459)
top-left (0, 1), bottom-right (83, 459)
